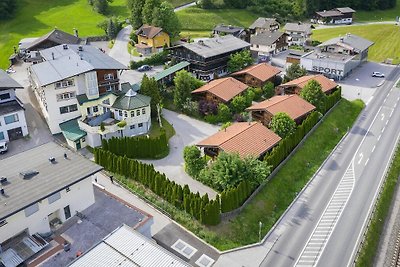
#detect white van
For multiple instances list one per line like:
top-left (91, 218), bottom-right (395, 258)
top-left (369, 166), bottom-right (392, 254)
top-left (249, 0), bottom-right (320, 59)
top-left (0, 141), bottom-right (8, 154)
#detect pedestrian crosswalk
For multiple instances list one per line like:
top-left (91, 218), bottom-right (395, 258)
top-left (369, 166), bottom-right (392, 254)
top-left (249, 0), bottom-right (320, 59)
top-left (295, 161), bottom-right (355, 267)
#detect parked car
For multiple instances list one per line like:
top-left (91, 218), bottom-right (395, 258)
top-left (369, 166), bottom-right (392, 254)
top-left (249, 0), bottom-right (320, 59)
top-left (137, 65), bottom-right (152, 72)
top-left (0, 141), bottom-right (8, 154)
top-left (372, 72), bottom-right (385, 78)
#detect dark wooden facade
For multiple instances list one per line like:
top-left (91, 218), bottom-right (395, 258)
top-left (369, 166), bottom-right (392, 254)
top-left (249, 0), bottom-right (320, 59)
top-left (96, 69), bottom-right (119, 94)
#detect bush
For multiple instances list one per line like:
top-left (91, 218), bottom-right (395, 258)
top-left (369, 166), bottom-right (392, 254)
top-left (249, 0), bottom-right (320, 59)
top-left (130, 50), bottom-right (169, 69)
top-left (183, 146), bottom-right (206, 178)
top-left (117, 120), bottom-right (127, 127)
top-left (217, 103), bottom-right (231, 122)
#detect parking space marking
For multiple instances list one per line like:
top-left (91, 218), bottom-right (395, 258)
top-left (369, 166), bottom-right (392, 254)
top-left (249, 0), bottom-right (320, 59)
top-left (295, 161), bottom-right (355, 267)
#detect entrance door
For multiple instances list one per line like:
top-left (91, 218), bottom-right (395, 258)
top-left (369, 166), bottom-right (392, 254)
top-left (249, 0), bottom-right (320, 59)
top-left (7, 127), bottom-right (23, 141)
top-left (64, 205), bottom-right (71, 220)
top-left (75, 140), bottom-right (81, 150)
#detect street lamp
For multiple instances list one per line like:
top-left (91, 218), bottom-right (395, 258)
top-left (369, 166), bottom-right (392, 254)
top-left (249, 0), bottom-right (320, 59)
top-left (259, 221), bottom-right (263, 243)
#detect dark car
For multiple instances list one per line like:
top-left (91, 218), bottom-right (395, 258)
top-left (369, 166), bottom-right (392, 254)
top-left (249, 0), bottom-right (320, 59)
top-left (137, 65), bottom-right (152, 72)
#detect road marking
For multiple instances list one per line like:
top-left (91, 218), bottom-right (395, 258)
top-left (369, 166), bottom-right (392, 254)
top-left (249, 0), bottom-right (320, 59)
top-left (372, 145), bottom-right (376, 153)
top-left (357, 153), bottom-right (363, 164)
top-left (381, 113), bottom-right (385, 120)
top-left (382, 127), bottom-right (386, 133)
top-left (390, 109), bottom-right (394, 118)
top-left (378, 134), bottom-right (381, 141)
top-left (295, 161), bottom-right (355, 267)
top-left (365, 158), bottom-right (369, 166)
top-left (385, 120), bottom-right (389, 126)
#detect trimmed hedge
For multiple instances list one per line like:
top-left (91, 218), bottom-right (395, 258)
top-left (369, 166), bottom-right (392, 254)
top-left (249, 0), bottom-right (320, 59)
top-left (101, 130), bottom-right (168, 159)
top-left (220, 180), bottom-right (254, 213)
top-left (94, 149), bottom-right (221, 225)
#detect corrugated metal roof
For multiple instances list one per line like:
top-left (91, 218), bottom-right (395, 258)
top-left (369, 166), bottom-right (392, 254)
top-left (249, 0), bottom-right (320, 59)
top-left (68, 225), bottom-right (192, 267)
top-left (318, 34), bottom-right (374, 52)
top-left (153, 61), bottom-right (190, 81)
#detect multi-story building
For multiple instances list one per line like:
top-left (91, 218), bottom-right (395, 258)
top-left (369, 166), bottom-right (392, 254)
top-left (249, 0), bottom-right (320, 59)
top-left (169, 35), bottom-right (250, 81)
top-left (0, 70), bottom-right (28, 142)
top-left (135, 24), bottom-right (170, 55)
top-left (248, 17), bottom-right (280, 35)
top-left (300, 33), bottom-right (374, 80)
top-left (250, 31), bottom-right (288, 58)
top-left (0, 142), bottom-right (102, 265)
top-left (284, 22), bottom-right (313, 46)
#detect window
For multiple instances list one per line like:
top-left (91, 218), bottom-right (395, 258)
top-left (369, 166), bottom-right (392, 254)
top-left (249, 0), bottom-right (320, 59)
top-left (48, 192), bottom-right (61, 204)
top-left (142, 108), bottom-right (146, 114)
top-left (0, 93), bottom-right (10, 100)
top-left (24, 203), bottom-right (39, 217)
top-left (102, 98), bottom-right (110, 105)
top-left (130, 125), bottom-right (135, 129)
top-left (124, 111), bottom-right (128, 117)
top-left (0, 132), bottom-right (4, 140)
top-left (82, 137), bottom-right (85, 142)
top-left (136, 110), bottom-right (140, 116)
top-left (55, 79), bottom-right (74, 89)
top-left (59, 104), bottom-right (78, 114)
top-left (131, 111), bottom-right (135, 117)
top-left (138, 123), bottom-right (143, 128)
top-left (66, 187), bottom-right (71, 193)
top-left (4, 114), bottom-right (19, 124)
top-left (118, 110), bottom-right (123, 116)
top-left (92, 106), bottom-right (99, 113)
top-left (56, 92), bottom-right (75, 101)
top-left (104, 73), bottom-right (114, 80)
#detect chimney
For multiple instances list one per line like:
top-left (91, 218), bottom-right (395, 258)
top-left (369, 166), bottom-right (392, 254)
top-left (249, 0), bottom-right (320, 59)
top-left (51, 52), bottom-right (55, 60)
top-left (64, 153), bottom-right (68, 159)
top-left (0, 188), bottom-right (4, 195)
top-left (78, 45), bottom-right (83, 52)
top-left (73, 28), bottom-right (79, 38)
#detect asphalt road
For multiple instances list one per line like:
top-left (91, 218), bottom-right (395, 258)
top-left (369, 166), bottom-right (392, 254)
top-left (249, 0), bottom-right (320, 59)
top-left (254, 66), bottom-right (400, 267)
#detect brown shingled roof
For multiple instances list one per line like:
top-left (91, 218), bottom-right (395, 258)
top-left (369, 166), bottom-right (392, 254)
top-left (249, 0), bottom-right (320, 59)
top-left (136, 24), bottom-right (163, 39)
top-left (197, 122), bottom-right (281, 158)
top-left (280, 74), bottom-right (338, 93)
top-left (246, 95), bottom-right (316, 120)
top-left (191, 77), bottom-right (249, 102)
top-left (232, 63), bottom-right (281, 83)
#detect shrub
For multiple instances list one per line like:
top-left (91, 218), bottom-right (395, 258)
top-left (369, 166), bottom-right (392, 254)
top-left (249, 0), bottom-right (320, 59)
top-left (217, 103), bottom-right (231, 122)
top-left (183, 146), bottom-right (206, 178)
top-left (117, 120), bottom-right (127, 128)
top-left (130, 50), bottom-right (169, 69)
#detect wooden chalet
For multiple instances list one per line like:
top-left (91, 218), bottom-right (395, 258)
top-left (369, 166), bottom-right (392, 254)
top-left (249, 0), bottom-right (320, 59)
top-left (277, 75), bottom-right (338, 95)
top-left (231, 63), bottom-right (281, 87)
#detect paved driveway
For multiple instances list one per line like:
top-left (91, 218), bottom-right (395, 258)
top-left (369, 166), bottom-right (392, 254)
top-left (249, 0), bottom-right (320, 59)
top-left (108, 25), bottom-right (134, 67)
top-left (143, 109), bottom-right (219, 198)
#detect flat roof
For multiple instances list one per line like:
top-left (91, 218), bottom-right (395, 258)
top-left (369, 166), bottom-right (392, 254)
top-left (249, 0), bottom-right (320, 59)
top-left (68, 224), bottom-right (192, 267)
top-left (153, 61), bottom-right (190, 81)
top-left (303, 50), bottom-right (354, 63)
top-left (0, 142), bottom-right (102, 220)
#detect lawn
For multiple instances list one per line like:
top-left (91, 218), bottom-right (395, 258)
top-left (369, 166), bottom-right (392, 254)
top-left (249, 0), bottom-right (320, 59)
top-left (356, 0), bottom-right (400, 21)
top-left (206, 99), bottom-right (364, 250)
top-left (176, 7), bottom-right (259, 38)
top-left (313, 24), bottom-right (400, 64)
top-left (148, 116), bottom-right (176, 140)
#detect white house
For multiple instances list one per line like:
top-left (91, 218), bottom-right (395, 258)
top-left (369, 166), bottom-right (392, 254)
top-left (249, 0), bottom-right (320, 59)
top-left (0, 70), bottom-right (28, 142)
top-left (28, 44), bottom-right (128, 135)
top-left (250, 31), bottom-right (287, 58)
top-left (284, 22), bottom-right (313, 46)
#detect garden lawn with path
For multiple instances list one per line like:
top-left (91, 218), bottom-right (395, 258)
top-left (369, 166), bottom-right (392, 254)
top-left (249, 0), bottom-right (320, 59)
top-left (313, 24), bottom-right (400, 64)
top-left (176, 99), bottom-right (364, 250)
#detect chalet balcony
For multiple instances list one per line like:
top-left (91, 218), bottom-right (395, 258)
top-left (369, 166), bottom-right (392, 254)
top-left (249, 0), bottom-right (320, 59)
top-left (79, 111), bottom-right (121, 135)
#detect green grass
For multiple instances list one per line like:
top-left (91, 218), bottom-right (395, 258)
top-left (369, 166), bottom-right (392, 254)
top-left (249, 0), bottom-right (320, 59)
top-left (205, 99), bottom-right (364, 250)
top-left (128, 42), bottom-right (141, 56)
top-left (0, 0), bottom-right (129, 69)
top-left (176, 6), bottom-right (258, 32)
top-left (356, 0), bottom-right (400, 21)
top-left (356, 146), bottom-right (400, 266)
top-left (148, 116), bottom-right (176, 140)
top-left (313, 24), bottom-right (400, 64)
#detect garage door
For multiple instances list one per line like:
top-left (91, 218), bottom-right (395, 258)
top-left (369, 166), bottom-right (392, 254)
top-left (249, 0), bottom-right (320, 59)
top-left (7, 127), bottom-right (23, 141)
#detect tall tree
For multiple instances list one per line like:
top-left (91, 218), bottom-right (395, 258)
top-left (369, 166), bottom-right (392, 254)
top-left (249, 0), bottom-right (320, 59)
top-left (300, 79), bottom-right (327, 112)
top-left (227, 50), bottom-right (254, 73)
top-left (262, 81), bottom-right (275, 99)
top-left (270, 112), bottom-right (296, 138)
top-left (127, 0), bottom-right (146, 29)
top-left (140, 75), bottom-right (161, 117)
top-left (152, 2), bottom-right (181, 38)
top-left (142, 0), bottom-right (161, 24)
top-left (0, 0), bottom-right (17, 20)
top-left (173, 70), bottom-right (204, 110)
top-left (284, 63), bottom-right (307, 82)
top-left (183, 146), bottom-right (206, 178)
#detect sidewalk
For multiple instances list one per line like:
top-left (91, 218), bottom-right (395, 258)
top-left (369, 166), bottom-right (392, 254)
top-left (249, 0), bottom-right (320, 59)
top-left (95, 171), bottom-right (172, 236)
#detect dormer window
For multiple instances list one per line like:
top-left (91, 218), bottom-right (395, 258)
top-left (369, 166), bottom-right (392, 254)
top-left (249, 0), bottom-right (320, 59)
top-left (104, 73), bottom-right (114, 80)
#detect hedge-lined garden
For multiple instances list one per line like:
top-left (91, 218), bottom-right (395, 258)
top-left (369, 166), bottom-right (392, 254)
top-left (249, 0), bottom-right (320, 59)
top-left (94, 149), bottom-right (221, 225)
top-left (101, 130), bottom-right (168, 159)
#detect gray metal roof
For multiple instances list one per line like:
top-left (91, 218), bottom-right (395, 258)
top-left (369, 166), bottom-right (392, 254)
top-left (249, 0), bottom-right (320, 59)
top-left (336, 7), bottom-right (356, 13)
top-left (315, 10), bottom-right (343, 17)
top-left (180, 35), bottom-right (250, 58)
top-left (249, 17), bottom-right (279, 30)
top-left (0, 70), bottom-right (23, 90)
top-left (0, 99), bottom-right (24, 116)
top-left (213, 24), bottom-right (244, 34)
top-left (30, 44), bottom-right (127, 86)
top-left (25, 29), bottom-right (81, 50)
top-left (250, 31), bottom-right (285, 46)
top-left (284, 23), bottom-right (312, 34)
top-left (319, 34), bottom-right (374, 52)
top-left (68, 224), bottom-right (192, 267)
top-left (0, 142), bottom-right (102, 220)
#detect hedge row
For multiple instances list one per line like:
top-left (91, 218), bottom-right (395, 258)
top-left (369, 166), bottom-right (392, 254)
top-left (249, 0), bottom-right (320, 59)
top-left (94, 149), bottom-right (221, 225)
top-left (321, 87), bottom-right (342, 114)
top-left (101, 130), bottom-right (168, 159)
top-left (129, 50), bottom-right (169, 69)
top-left (220, 180), bottom-right (254, 213)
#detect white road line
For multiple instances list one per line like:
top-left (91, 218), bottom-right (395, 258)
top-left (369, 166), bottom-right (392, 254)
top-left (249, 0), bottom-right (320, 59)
top-left (382, 127), bottom-right (385, 133)
top-left (357, 153), bottom-right (363, 164)
top-left (365, 158), bottom-right (369, 166)
top-left (378, 134), bottom-right (381, 141)
top-left (381, 113), bottom-right (385, 120)
top-left (390, 109), bottom-right (394, 117)
top-left (372, 145), bottom-right (376, 153)
top-left (385, 120), bottom-right (389, 126)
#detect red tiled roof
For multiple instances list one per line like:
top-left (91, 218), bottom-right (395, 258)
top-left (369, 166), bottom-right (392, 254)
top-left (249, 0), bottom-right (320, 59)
top-left (197, 122), bottom-right (281, 158)
top-left (191, 77), bottom-right (249, 102)
top-left (232, 63), bottom-right (281, 82)
top-left (281, 74), bottom-right (338, 93)
top-left (246, 95), bottom-right (316, 120)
